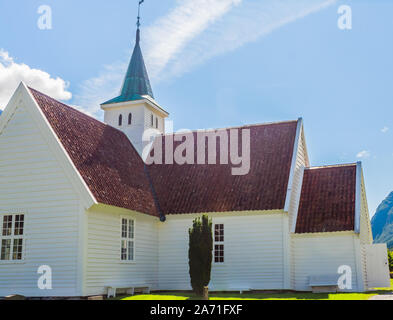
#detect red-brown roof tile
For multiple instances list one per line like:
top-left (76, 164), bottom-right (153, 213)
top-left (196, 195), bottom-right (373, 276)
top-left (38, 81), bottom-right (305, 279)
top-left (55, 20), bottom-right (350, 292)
top-left (147, 121), bottom-right (298, 214)
top-left (29, 88), bottom-right (158, 217)
top-left (295, 164), bottom-right (357, 233)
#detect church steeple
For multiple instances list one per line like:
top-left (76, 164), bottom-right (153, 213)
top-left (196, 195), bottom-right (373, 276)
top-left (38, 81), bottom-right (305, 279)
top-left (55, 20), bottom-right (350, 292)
top-left (100, 0), bottom-right (169, 155)
top-left (102, 1), bottom-right (154, 105)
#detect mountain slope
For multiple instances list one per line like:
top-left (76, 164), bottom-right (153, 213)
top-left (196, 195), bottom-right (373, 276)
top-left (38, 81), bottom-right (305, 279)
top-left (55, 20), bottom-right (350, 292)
top-left (372, 192), bottom-right (393, 248)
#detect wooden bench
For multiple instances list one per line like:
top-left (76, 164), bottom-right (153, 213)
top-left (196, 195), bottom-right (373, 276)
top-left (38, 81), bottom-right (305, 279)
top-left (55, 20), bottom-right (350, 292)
top-left (308, 275), bottom-right (339, 293)
top-left (211, 287), bottom-right (251, 294)
top-left (107, 286), bottom-right (150, 298)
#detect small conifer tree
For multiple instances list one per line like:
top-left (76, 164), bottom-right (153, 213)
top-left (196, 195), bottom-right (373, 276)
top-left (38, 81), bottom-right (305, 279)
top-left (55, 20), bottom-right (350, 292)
top-left (188, 215), bottom-right (213, 296)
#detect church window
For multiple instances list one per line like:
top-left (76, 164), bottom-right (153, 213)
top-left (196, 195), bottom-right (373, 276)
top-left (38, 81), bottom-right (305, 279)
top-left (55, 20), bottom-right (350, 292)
top-left (151, 114), bottom-right (154, 127)
top-left (214, 224), bottom-right (224, 263)
top-left (0, 214), bottom-right (24, 261)
top-left (128, 113), bottom-right (132, 125)
top-left (118, 114), bottom-right (123, 126)
top-left (155, 117), bottom-right (158, 129)
top-left (121, 218), bottom-right (135, 261)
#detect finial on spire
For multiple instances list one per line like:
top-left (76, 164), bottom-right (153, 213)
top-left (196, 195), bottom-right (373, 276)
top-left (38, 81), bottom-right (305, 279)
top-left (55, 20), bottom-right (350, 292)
top-left (137, 0), bottom-right (144, 29)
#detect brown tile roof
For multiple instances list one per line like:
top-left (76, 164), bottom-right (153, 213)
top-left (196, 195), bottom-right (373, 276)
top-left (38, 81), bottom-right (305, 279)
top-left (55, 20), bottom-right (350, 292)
top-left (29, 88), bottom-right (158, 217)
top-left (28, 88), bottom-right (298, 217)
top-left (147, 121), bottom-right (298, 214)
top-left (295, 164), bottom-right (357, 233)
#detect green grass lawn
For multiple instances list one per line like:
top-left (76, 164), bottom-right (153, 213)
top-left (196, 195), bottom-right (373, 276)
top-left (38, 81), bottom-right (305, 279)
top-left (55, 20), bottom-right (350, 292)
top-left (119, 280), bottom-right (393, 300)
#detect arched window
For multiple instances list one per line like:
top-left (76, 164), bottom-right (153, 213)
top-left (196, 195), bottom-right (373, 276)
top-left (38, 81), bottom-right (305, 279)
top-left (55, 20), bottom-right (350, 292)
top-left (128, 113), bottom-right (132, 125)
top-left (118, 114), bottom-right (122, 126)
top-left (151, 114), bottom-right (154, 127)
top-left (156, 117), bottom-right (158, 129)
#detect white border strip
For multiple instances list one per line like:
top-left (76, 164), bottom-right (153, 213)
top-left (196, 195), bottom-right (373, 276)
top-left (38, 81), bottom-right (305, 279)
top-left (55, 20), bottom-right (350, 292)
top-left (290, 166), bottom-right (305, 233)
top-left (284, 117), bottom-right (303, 212)
top-left (354, 161), bottom-right (362, 234)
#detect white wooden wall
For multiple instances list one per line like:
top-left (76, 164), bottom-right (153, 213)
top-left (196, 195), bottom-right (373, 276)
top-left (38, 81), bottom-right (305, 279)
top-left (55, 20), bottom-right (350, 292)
top-left (0, 105), bottom-right (81, 297)
top-left (292, 233), bottom-right (360, 291)
top-left (158, 212), bottom-right (286, 291)
top-left (287, 123), bottom-right (308, 289)
top-left (287, 126), bottom-right (308, 230)
top-left (84, 207), bottom-right (159, 296)
top-left (359, 172), bottom-right (376, 289)
top-left (103, 102), bottom-right (165, 155)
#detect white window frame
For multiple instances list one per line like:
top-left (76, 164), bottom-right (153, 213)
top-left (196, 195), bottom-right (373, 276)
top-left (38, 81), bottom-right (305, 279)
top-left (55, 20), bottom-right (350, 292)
top-left (0, 213), bottom-right (25, 264)
top-left (213, 223), bottom-right (224, 264)
top-left (120, 216), bottom-right (136, 263)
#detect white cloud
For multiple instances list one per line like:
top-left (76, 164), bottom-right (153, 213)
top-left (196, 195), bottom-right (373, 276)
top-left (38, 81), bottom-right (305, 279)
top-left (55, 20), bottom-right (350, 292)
top-left (146, 0), bottom-right (337, 81)
top-left (381, 126), bottom-right (389, 133)
top-left (144, 0), bottom-right (242, 79)
top-left (0, 49), bottom-right (72, 109)
top-left (356, 150), bottom-right (371, 159)
top-left (76, 0), bottom-right (336, 114)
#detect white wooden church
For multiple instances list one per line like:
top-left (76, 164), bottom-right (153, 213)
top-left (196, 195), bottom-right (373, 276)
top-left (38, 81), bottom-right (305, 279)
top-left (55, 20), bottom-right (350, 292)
top-left (0, 23), bottom-right (390, 298)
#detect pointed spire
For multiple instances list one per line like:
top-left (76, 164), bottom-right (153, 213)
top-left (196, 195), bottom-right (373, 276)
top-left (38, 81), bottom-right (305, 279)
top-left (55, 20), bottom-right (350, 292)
top-left (102, 0), bottom-right (154, 105)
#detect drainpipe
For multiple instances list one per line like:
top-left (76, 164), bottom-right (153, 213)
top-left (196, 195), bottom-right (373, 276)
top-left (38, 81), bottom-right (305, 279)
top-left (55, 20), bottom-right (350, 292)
top-left (144, 165), bottom-right (166, 222)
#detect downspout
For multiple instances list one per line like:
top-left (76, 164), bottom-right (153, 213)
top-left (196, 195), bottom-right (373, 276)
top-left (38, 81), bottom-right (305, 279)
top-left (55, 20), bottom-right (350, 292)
top-left (144, 164), bottom-right (166, 222)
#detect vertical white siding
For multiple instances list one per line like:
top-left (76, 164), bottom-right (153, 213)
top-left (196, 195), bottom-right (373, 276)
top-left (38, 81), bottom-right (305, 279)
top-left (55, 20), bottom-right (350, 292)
top-left (85, 208), bottom-right (159, 296)
top-left (158, 212), bottom-right (286, 291)
top-left (0, 105), bottom-right (81, 297)
top-left (287, 126), bottom-right (308, 289)
top-left (358, 173), bottom-right (374, 289)
top-left (292, 233), bottom-right (359, 291)
top-left (288, 128), bottom-right (308, 229)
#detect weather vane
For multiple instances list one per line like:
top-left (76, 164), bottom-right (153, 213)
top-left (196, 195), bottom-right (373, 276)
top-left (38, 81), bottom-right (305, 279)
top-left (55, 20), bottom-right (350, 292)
top-left (137, 0), bottom-right (144, 28)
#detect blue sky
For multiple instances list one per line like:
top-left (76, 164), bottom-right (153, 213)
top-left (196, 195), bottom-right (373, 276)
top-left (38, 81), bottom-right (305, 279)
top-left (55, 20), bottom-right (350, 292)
top-left (0, 0), bottom-right (392, 216)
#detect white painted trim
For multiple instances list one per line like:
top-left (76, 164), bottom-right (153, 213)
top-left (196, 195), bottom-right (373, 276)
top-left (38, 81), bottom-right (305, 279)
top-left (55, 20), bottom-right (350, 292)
top-left (88, 203), bottom-right (159, 222)
top-left (290, 166), bottom-right (305, 233)
top-left (300, 123), bottom-right (310, 167)
top-left (213, 222), bottom-right (225, 265)
top-left (101, 98), bottom-right (169, 117)
top-left (291, 230), bottom-right (355, 238)
top-left (166, 209), bottom-right (285, 218)
top-left (284, 118), bottom-right (303, 212)
top-left (120, 215), bottom-right (136, 263)
top-left (0, 83), bottom-right (24, 136)
top-left (355, 162), bottom-right (362, 234)
top-left (0, 212), bottom-right (26, 264)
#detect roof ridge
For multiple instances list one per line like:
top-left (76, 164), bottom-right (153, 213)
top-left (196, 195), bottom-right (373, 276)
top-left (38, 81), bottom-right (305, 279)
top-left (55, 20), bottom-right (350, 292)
top-left (160, 120), bottom-right (299, 137)
top-left (306, 163), bottom-right (357, 170)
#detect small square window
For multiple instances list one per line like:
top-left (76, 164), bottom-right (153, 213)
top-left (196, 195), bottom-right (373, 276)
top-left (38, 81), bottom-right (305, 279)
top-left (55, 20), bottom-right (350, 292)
top-left (122, 219), bottom-right (128, 238)
top-left (12, 239), bottom-right (23, 260)
top-left (14, 215), bottom-right (24, 236)
top-left (0, 214), bottom-right (25, 262)
top-left (1, 239), bottom-right (11, 261)
top-left (214, 244), bottom-right (224, 263)
top-left (121, 218), bottom-right (135, 261)
top-left (214, 224), bottom-right (224, 242)
top-left (121, 240), bottom-right (127, 261)
top-left (2, 215), bottom-right (12, 236)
